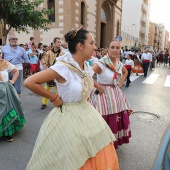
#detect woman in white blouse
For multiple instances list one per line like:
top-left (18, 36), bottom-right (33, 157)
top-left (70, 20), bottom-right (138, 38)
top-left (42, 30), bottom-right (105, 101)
top-left (89, 39), bottom-right (132, 149)
top-left (24, 28), bottom-right (119, 170)
top-left (0, 56), bottom-right (26, 142)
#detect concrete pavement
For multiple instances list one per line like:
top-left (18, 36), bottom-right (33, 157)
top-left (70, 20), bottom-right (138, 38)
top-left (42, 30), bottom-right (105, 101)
top-left (0, 65), bottom-right (170, 170)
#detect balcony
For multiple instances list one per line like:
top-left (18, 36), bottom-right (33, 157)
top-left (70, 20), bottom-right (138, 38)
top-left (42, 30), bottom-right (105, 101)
top-left (139, 38), bottom-right (145, 45)
top-left (140, 27), bottom-right (146, 35)
top-left (144, 0), bottom-right (149, 4)
top-left (154, 39), bottom-right (157, 43)
top-left (141, 3), bottom-right (147, 13)
top-left (154, 36), bottom-right (158, 41)
top-left (140, 15), bottom-right (147, 24)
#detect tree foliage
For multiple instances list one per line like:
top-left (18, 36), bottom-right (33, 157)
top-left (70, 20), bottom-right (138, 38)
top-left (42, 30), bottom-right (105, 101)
top-left (0, 0), bottom-right (53, 44)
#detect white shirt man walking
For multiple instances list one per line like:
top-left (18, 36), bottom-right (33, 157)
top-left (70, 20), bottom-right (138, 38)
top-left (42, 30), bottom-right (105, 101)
top-left (141, 48), bottom-right (152, 77)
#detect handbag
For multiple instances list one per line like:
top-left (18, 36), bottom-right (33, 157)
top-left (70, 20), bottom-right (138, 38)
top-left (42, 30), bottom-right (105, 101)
top-left (46, 49), bottom-right (61, 87)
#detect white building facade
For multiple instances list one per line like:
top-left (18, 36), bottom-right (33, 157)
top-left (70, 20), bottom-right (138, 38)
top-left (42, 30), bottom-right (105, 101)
top-left (157, 24), bottom-right (166, 51)
top-left (121, 0), bottom-right (150, 49)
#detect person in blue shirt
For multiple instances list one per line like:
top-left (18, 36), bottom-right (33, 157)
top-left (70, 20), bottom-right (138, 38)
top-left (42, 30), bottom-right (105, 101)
top-left (2, 34), bottom-right (29, 97)
top-left (28, 46), bottom-right (39, 75)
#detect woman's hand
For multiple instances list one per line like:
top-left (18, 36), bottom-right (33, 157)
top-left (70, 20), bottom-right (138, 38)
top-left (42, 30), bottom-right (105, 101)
top-left (52, 95), bottom-right (63, 107)
top-left (94, 80), bottom-right (104, 94)
top-left (9, 80), bottom-right (15, 84)
top-left (128, 109), bottom-right (133, 115)
top-left (98, 86), bottom-right (104, 94)
top-left (117, 81), bottom-right (123, 88)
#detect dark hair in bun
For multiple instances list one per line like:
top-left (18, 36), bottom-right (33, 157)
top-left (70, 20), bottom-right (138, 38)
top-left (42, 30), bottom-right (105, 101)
top-left (64, 28), bottom-right (89, 54)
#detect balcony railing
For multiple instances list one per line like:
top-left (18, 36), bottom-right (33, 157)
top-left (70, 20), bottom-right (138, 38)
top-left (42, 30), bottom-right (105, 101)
top-left (140, 27), bottom-right (146, 34)
top-left (141, 15), bottom-right (147, 24)
top-left (154, 36), bottom-right (158, 41)
top-left (142, 3), bottom-right (148, 13)
top-left (139, 38), bottom-right (145, 45)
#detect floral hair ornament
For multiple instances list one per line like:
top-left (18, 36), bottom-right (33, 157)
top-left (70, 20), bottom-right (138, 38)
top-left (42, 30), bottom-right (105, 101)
top-left (72, 28), bottom-right (78, 39)
top-left (65, 27), bottom-right (84, 43)
top-left (72, 26), bottom-right (84, 39)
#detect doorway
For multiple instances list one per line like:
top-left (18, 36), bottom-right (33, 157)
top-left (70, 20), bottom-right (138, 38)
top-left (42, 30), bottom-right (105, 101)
top-left (100, 22), bottom-right (106, 48)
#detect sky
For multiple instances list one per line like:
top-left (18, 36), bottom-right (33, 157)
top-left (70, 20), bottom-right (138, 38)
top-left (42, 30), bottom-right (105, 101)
top-left (150, 0), bottom-right (170, 32)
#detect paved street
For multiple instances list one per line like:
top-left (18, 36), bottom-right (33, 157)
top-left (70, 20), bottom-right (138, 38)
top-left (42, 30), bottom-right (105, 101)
top-left (0, 65), bottom-right (170, 170)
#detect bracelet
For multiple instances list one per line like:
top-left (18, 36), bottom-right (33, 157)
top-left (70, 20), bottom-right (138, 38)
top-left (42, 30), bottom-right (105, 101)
top-left (50, 95), bottom-right (58, 102)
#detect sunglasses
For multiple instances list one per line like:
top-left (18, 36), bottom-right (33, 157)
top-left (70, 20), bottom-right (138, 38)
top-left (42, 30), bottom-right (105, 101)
top-left (11, 38), bottom-right (18, 40)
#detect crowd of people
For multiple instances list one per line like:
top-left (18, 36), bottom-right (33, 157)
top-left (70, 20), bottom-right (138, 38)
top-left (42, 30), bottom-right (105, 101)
top-left (0, 28), bottom-right (169, 169)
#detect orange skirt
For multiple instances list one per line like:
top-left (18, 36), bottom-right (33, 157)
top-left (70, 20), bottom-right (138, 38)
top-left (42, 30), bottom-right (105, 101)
top-left (79, 143), bottom-right (119, 170)
top-left (132, 65), bottom-right (144, 73)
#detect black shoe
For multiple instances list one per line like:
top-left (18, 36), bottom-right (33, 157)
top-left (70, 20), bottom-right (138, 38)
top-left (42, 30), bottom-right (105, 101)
top-left (125, 85), bottom-right (129, 87)
top-left (4, 136), bottom-right (14, 142)
top-left (41, 104), bottom-right (47, 109)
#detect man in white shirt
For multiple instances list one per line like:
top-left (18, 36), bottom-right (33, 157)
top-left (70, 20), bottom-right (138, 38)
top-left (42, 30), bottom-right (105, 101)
top-left (141, 48), bottom-right (152, 77)
top-left (124, 54), bottom-right (134, 87)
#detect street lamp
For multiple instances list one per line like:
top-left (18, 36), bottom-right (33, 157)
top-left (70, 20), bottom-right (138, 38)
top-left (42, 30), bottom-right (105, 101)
top-left (131, 24), bottom-right (136, 47)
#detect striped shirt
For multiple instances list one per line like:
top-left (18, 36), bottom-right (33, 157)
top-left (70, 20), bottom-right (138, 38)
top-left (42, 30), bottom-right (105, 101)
top-left (42, 49), bottom-right (65, 67)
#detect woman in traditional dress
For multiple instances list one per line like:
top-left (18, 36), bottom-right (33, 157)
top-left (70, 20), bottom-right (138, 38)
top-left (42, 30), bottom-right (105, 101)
top-left (132, 50), bottom-right (144, 76)
top-left (89, 39), bottom-right (132, 149)
top-left (0, 57), bottom-right (26, 142)
top-left (24, 28), bottom-right (119, 170)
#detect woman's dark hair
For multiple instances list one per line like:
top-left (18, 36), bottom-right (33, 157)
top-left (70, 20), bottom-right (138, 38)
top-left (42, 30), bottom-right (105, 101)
top-left (128, 54), bottom-right (132, 58)
top-left (38, 43), bottom-right (43, 49)
top-left (64, 28), bottom-right (89, 54)
top-left (30, 37), bottom-right (34, 41)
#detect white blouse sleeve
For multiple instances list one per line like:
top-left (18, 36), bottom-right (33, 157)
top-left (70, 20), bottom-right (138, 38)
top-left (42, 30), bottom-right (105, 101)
top-left (7, 63), bottom-right (15, 72)
top-left (50, 62), bottom-right (70, 85)
top-left (86, 63), bottom-right (94, 77)
top-left (94, 61), bottom-right (104, 71)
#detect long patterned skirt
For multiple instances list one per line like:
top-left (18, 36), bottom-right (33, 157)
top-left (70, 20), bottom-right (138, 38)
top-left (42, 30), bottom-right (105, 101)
top-left (132, 59), bottom-right (144, 74)
top-left (89, 85), bottom-right (131, 149)
top-left (0, 82), bottom-right (26, 137)
top-left (26, 101), bottom-right (118, 170)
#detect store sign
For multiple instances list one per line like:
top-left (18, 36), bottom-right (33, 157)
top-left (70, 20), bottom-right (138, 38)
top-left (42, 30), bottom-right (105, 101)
top-left (116, 36), bottom-right (122, 41)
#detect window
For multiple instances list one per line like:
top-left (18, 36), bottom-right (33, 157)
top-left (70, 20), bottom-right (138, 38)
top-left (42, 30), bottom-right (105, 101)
top-left (101, 8), bottom-right (106, 21)
top-left (48, 0), bottom-right (55, 22)
top-left (81, 2), bottom-right (85, 25)
top-left (116, 21), bottom-right (120, 36)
